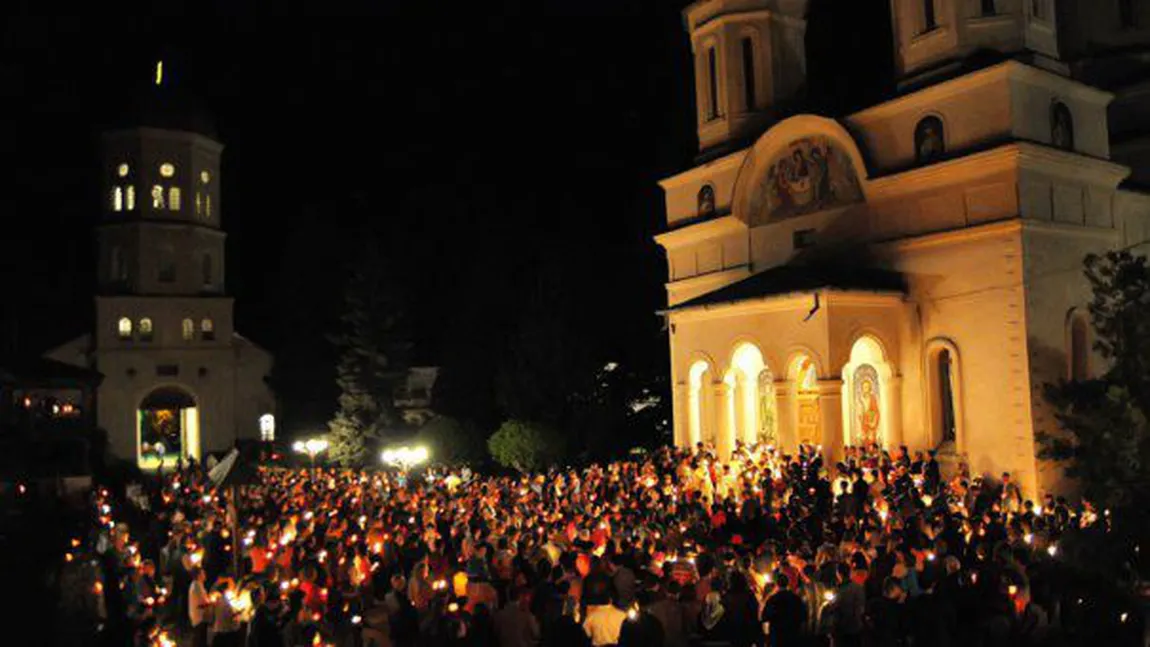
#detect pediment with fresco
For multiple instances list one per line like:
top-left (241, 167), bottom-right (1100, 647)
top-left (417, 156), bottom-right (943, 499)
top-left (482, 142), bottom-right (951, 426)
top-left (747, 136), bottom-right (864, 224)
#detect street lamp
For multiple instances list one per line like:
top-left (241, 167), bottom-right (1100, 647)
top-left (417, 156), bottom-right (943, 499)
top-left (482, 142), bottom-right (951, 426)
top-left (292, 438), bottom-right (329, 467)
top-left (380, 445), bottom-right (430, 471)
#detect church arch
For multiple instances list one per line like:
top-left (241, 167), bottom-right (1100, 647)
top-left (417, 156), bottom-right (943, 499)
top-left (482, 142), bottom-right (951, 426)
top-left (136, 384), bottom-right (200, 470)
top-left (730, 115), bottom-right (871, 227)
top-left (786, 352), bottom-right (822, 449)
top-left (841, 334), bottom-right (896, 449)
top-left (924, 338), bottom-right (963, 451)
top-left (724, 342), bottom-right (778, 449)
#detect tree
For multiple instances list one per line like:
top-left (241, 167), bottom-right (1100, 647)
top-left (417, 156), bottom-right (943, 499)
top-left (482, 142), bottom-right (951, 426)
top-left (1041, 250), bottom-right (1150, 509)
top-left (487, 419), bottom-right (563, 473)
top-left (327, 238), bottom-right (410, 467)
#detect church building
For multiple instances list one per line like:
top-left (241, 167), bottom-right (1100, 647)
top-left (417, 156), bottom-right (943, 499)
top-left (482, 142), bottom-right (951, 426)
top-left (658, 0), bottom-right (1150, 496)
top-left (46, 63), bottom-right (276, 469)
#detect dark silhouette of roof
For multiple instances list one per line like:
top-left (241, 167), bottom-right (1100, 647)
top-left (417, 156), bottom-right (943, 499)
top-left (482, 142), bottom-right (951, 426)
top-left (0, 357), bottom-right (103, 385)
top-left (105, 59), bottom-right (217, 138)
top-left (664, 265), bottom-right (906, 312)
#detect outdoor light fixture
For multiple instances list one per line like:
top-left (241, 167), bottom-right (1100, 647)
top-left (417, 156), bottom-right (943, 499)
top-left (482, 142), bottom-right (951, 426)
top-left (292, 438), bottom-right (329, 466)
top-left (380, 445), bottom-right (430, 471)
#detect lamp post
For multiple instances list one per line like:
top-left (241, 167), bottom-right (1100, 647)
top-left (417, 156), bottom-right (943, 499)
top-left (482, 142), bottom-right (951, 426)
top-left (292, 438), bottom-right (329, 468)
top-left (380, 445), bottom-right (430, 472)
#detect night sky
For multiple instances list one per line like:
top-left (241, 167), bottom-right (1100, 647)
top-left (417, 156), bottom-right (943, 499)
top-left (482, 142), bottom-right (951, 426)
top-left (1, 3), bottom-right (892, 432)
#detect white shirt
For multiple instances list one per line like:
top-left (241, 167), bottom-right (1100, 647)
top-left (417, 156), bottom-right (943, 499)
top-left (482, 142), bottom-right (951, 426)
top-left (188, 580), bottom-right (209, 627)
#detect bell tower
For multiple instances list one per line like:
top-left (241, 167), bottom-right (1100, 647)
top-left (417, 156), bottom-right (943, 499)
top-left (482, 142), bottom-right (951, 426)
top-left (683, 0), bottom-right (810, 156)
top-left (98, 61), bottom-right (225, 299)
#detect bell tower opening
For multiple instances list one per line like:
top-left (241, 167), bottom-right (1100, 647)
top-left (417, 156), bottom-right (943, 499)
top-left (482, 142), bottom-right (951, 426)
top-left (137, 386), bottom-right (200, 470)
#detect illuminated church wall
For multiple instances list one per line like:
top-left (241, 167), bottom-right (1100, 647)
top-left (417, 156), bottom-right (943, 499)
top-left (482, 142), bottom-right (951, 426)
top-left (659, 0), bottom-right (1150, 498)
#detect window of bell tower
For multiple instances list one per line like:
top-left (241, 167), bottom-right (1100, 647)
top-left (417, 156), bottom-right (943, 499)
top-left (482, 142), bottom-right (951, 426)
top-left (126, 185), bottom-right (136, 210)
top-left (112, 187), bottom-right (123, 211)
top-left (169, 187), bottom-right (181, 211)
top-left (152, 185), bottom-right (166, 210)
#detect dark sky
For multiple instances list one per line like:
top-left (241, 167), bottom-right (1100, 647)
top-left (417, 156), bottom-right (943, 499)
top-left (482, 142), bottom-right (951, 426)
top-left (1, 3), bottom-right (892, 430)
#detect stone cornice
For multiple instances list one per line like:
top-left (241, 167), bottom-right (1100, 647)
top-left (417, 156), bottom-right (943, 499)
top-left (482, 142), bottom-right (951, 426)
top-left (655, 214), bottom-right (747, 249)
top-left (867, 143), bottom-right (1130, 200)
top-left (666, 288), bottom-right (904, 322)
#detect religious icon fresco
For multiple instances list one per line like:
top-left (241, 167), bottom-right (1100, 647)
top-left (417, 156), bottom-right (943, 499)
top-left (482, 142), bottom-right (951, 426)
top-left (749, 136), bottom-right (864, 223)
top-left (852, 364), bottom-right (881, 446)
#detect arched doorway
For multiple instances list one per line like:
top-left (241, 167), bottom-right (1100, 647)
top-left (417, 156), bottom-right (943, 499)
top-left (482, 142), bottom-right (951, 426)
top-left (726, 343), bottom-right (777, 449)
top-left (841, 336), bottom-right (894, 449)
top-left (687, 360), bottom-right (712, 449)
top-left (137, 386), bottom-right (200, 470)
top-left (789, 355), bottom-right (821, 447)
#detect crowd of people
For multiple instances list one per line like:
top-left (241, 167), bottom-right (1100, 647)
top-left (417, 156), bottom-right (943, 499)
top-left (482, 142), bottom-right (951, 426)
top-left (63, 441), bottom-right (1140, 647)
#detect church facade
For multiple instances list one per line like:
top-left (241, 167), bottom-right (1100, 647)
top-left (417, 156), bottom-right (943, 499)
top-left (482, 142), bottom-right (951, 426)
top-left (47, 70), bottom-right (275, 469)
top-left (658, 0), bottom-right (1150, 497)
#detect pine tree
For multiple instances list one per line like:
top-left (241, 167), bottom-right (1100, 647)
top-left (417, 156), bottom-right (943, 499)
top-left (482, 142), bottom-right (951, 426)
top-left (327, 239), bottom-right (410, 467)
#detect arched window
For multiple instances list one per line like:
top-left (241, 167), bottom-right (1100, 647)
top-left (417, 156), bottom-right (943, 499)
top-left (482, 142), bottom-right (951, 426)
top-left (126, 185), bottom-right (136, 211)
top-left (202, 254), bottom-right (213, 286)
top-left (112, 187), bottom-right (123, 211)
top-left (923, 0), bottom-right (937, 31)
top-left (182, 318), bottom-right (195, 341)
top-left (110, 246), bottom-right (125, 282)
top-left (1120, 0), bottom-right (1137, 28)
top-left (200, 318), bottom-right (215, 341)
top-left (169, 187), bottom-right (181, 211)
top-left (934, 348), bottom-right (958, 444)
top-left (698, 185), bottom-right (716, 219)
top-left (1051, 102), bottom-right (1075, 150)
top-left (741, 37), bottom-right (756, 112)
top-left (139, 317), bottom-right (154, 342)
top-left (981, 0), bottom-right (997, 16)
top-left (158, 249), bottom-right (176, 283)
top-left (1069, 311), bottom-right (1090, 380)
top-left (118, 317), bottom-right (133, 340)
top-left (706, 46), bottom-right (720, 120)
top-left (206, 194), bottom-right (212, 217)
top-left (151, 185), bottom-right (165, 210)
top-left (259, 413), bottom-right (275, 442)
top-left (195, 192), bottom-right (202, 216)
top-left (914, 116), bottom-right (945, 164)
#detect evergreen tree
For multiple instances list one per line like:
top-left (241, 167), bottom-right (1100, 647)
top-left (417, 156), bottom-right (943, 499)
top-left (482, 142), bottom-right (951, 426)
top-left (327, 238), bottom-right (410, 466)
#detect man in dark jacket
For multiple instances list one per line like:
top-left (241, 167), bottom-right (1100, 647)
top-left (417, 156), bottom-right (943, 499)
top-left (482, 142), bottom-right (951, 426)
top-left (761, 574), bottom-right (808, 647)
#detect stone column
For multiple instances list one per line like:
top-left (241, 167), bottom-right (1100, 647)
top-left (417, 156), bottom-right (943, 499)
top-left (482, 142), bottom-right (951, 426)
top-left (818, 378), bottom-right (845, 463)
top-left (714, 381), bottom-right (733, 460)
top-left (884, 374), bottom-right (903, 449)
top-left (773, 379), bottom-right (793, 452)
top-left (673, 382), bottom-right (689, 448)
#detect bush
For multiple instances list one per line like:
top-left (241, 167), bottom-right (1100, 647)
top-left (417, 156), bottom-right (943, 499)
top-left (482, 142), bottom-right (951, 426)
top-left (487, 419), bottom-right (564, 473)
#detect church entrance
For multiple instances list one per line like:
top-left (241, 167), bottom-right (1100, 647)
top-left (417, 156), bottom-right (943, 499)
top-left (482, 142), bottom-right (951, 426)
top-left (137, 386), bottom-right (200, 470)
